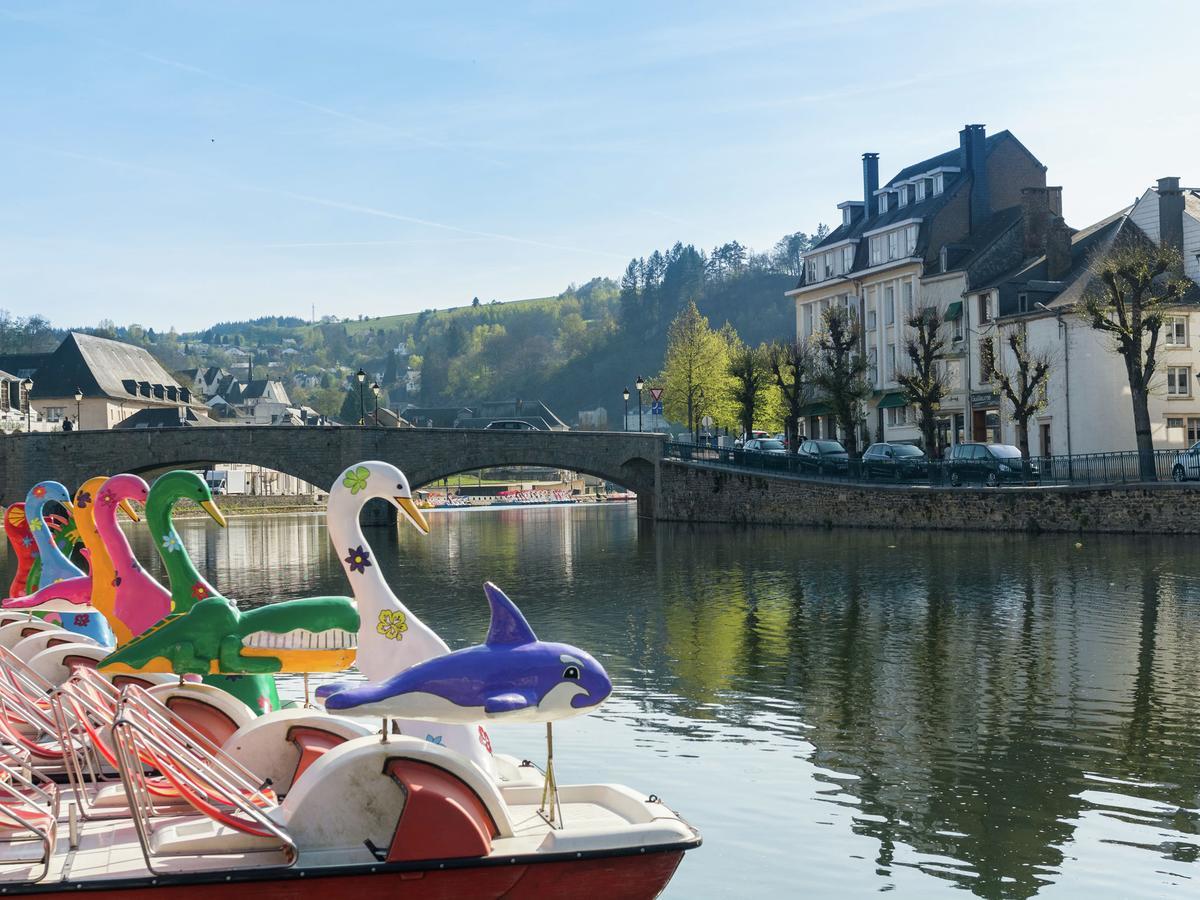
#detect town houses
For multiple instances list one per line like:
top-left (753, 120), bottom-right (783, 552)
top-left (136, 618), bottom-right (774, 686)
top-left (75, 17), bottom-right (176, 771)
top-left (788, 124), bottom-right (1200, 458)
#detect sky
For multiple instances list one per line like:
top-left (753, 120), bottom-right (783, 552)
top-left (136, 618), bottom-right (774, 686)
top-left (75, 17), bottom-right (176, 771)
top-left (0, 0), bottom-right (1197, 332)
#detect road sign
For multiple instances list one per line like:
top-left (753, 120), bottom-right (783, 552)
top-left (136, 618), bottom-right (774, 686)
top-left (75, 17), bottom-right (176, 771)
top-left (649, 387), bottom-right (663, 402)
top-left (651, 401), bottom-right (663, 415)
top-left (701, 415), bottom-right (713, 429)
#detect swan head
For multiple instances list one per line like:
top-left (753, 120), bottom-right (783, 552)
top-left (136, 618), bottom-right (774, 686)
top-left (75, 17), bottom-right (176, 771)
top-left (76, 475), bottom-right (140, 522)
top-left (334, 461), bottom-right (429, 535)
top-left (27, 480), bottom-right (74, 513)
top-left (96, 474), bottom-right (151, 516)
top-left (148, 470), bottom-right (226, 527)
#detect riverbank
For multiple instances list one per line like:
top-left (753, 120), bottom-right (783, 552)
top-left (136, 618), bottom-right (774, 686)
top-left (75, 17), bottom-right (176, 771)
top-left (657, 460), bottom-right (1200, 533)
top-left (170, 494), bottom-right (326, 518)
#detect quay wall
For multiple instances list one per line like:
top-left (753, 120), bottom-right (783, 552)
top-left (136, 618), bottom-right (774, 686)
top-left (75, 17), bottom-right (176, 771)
top-left (657, 461), bottom-right (1200, 534)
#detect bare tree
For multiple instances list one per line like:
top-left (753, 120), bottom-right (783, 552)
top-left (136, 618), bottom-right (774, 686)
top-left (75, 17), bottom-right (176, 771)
top-left (728, 340), bottom-right (773, 441)
top-left (990, 328), bottom-right (1052, 459)
top-left (767, 339), bottom-right (814, 452)
top-left (895, 309), bottom-right (948, 454)
top-left (1076, 241), bottom-right (1191, 480)
top-left (813, 307), bottom-right (871, 457)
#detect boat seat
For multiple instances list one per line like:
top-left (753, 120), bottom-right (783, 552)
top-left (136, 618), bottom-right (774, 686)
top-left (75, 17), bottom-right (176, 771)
top-left (26, 643), bottom-right (105, 685)
top-left (0, 621), bottom-right (61, 651)
top-left (147, 683), bottom-right (255, 747)
top-left (286, 724), bottom-right (350, 787)
top-left (11, 630), bottom-right (98, 663)
top-left (148, 816), bottom-right (289, 856)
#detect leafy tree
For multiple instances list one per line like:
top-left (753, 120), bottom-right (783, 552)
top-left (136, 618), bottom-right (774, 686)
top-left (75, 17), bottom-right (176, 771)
top-left (1076, 240), bottom-right (1191, 479)
top-left (728, 340), bottom-right (774, 440)
top-left (896, 309), bottom-right (948, 454)
top-left (989, 328), bottom-right (1052, 459)
top-left (472, 296), bottom-right (481, 307)
top-left (659, 301), bottom-right (732, 439)
top-left (766, 339), bottom-right (814, 451)
top-left (770, 226), bottom-right (830, 277)
top-left (813, 306), bottom-right (870, 457)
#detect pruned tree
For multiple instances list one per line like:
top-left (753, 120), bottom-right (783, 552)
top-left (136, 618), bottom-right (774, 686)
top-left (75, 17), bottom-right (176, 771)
top-left (989, 328), bottom-right (1052, 459)
top-left (813, 306), bottom-right (871, 457)
top-left (728, 340), bottom-right (773, 440)
top-left (895, 308), bottom-right (948, 454)
top-left (766, 339), bottom-right (814, 452)
top-left (1076, 240), bottom-right (1191, 479)
top-left (659, 300), bottom-right (732, 439)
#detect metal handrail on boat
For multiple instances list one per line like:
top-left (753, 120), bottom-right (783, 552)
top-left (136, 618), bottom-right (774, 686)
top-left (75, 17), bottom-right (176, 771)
top-left (110, 685), bottom-right (297, 875)
top-left (0, 755), bottom-right (60, 883)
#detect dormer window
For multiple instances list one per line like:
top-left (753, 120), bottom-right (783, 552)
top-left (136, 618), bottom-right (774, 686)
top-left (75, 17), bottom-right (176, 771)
top-left (897, 186), bottom-right (908, 208)
top-left (806, 258), bottom-right (818, 283)
top-left (824, 252), bottom-right (834, 278)
top-left (842, 246), bottom-right (854, 272)
top-left (932, 173), bottom-right (944, 195)
top-left (843, 207), bottom-right (853, 226)
top-left (914, 180), bottom-right (926, 202)
top-left (878, 193), bottom-right (889, 214)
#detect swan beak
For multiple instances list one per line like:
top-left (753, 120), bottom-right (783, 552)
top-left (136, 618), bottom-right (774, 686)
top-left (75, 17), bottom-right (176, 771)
top-left (119, 499), bottom-right (140, 522)
top-left (201, 500), bottom-right (227, 528)
top-left (395, 497), bottom-right (429, 535)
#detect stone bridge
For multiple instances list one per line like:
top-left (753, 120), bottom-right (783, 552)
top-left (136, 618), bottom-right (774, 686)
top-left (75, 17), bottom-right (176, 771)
top-left (0, 427), bottom-right (666, 518)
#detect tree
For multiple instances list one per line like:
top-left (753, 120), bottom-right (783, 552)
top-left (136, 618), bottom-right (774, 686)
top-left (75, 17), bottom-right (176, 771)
top-left (472, 296), bottom-right (481, 307)
top-left (659, 301), bottom-right (732, 439)
top-left (766, 339), bottom-right (814, 451)
top-left (895, 309), bottom-right (948, 454)
top-left (727, 340), bottom-right (773, 440)
top-left (989, 328), bottom-right (1052, 459)
top-left (813, 306), bottom-right (871, 457)
top-left (1076, 240), bottom-right (1191, 479)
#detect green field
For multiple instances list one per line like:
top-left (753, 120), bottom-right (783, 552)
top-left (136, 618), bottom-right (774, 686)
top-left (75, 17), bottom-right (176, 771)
top-left (334, 295), bottom-right (558, 336)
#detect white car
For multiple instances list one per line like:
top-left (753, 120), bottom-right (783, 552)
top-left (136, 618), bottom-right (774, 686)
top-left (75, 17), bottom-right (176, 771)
top-left (1172, 440), bottom-right (1200, 481)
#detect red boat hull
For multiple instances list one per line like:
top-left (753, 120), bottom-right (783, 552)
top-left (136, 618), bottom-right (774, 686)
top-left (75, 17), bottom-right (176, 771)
top-left (24, 849), bottom-right (687, 899)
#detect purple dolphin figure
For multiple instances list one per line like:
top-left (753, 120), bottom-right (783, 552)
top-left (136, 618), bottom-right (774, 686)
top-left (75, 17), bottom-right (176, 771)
top-left (324, 582), bottom-right (612, 723)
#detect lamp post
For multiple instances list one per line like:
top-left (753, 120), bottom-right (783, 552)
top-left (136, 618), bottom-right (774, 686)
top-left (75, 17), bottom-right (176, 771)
top-left (695, 387), bottom-right (706, 444)
top-left (635, 374), bottom-right (644, 432)
top-left (371, 382), bottom-right (381, 425)
top-left (355, 369), bottom-right (366, 426)
top-left (74, 387), bottom-right (82, 430)
top-left (21, 378), bottom-right (32, 433)
top-left (622, 387), bottom-right (630, 432)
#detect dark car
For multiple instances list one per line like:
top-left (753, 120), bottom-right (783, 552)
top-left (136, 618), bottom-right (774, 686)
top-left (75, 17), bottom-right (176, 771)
top-left (862, 442), bottom-right (929, 481)
top-left (798, 439), bottom-right (849, 474)
top-left (743, 438), bottom-right (787, 455)
top-left (484, 419), bottom-right (537, 431)
top-left (947, 443), bottom-right (1039, 486)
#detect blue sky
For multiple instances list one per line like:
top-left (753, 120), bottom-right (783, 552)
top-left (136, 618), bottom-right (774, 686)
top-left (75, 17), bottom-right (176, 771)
top-left (1, 1), bottom-right (1196, 331)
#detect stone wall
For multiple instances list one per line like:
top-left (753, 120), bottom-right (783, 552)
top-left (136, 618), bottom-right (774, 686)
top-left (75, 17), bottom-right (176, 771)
top-left (657, 461), bottom-right (1200, 534)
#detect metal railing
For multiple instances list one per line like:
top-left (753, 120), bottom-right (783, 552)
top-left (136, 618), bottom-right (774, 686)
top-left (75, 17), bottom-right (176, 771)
top-left (663, 442), bottom-right (1192, 489)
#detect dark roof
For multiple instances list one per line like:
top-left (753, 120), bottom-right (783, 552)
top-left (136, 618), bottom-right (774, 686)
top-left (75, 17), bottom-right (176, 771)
top-left (0, 353), bottom-right (51, 381)
top-left (26, 333), bottom-right (186, 403)
top-left (938, 205), bottom-right (1025, 274)
top-left (884, 129), bottom-right (1025, 187)
top-left (400, 406), bottom-right (472, 428)
top-left (203, 366), bottom-right (223, 382)
top-left (241, 379), bottom-right (287, 401)
top-left (113, 407), bottom-right (209, 429)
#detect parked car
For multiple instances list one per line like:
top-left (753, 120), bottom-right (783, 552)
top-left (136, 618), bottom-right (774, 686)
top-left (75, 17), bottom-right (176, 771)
top-left (735, 430), bottom-right (771, 449)
top-left (946, 443), bottom-right (1039, 486)
top-left (771, 433), bottom-right (790, 449)
top-left (484, 419), bottom-right (537, 431)
top-left (743, 438), bottom-right (787, 455)
top-left (797, 439), bottom-right (849, 474)
top-left (862, 442), bottom-right (929, 481)
top-left (1172, 440), bottom-right (1200, 481)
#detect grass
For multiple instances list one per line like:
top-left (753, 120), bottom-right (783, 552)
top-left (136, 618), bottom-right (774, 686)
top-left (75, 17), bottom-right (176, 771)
top-left (333, 296), bottom-right (558, 336)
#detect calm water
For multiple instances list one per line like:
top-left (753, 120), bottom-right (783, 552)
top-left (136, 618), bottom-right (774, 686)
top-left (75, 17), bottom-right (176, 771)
top-left (8, 505), bottom-right (1200, 898)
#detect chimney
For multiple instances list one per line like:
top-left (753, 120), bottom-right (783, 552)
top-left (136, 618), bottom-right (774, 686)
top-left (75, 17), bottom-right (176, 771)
top-left (862, 153), bottom-right (879, 217)
top-left (959, 124), bottom-right (990, 229)
top-left (1157, 176), bottom-right (1185, 254)
top-left (1020, 187), bottom-right (1051, 256)
top-left (248, 354), bottom-right (254, 383)
top-left (1045, 218), bottom-right (1072, 280)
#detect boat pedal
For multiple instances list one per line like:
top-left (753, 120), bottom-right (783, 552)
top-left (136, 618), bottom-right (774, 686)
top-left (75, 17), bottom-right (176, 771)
top-left (68, 802), bottom-right (79, 849)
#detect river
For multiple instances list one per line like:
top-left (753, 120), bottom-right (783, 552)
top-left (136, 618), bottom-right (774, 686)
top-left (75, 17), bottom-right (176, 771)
top-left (7, 504), bottom-right (1200, 898)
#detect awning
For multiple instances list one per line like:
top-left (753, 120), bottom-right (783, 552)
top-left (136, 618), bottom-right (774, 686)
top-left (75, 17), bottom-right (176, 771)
top-left (944, 301), bottom-right (963, 321)
top-left (799, 402), bottom-right (832, 417)
top-left (876, 392), bottom-right (908, 409)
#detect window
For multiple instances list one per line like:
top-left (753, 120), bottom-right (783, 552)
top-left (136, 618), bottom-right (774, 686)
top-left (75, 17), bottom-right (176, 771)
top-left (1190, 417), bottom-right (1200, 443)
top-left (953, 314), bottom-right (963, 341)
top-left (906, 225), bottom-right (918, 255)
top-left (978, 294), bottom-right (992, 324)
top-left (887, 406), bottom-right (907, 426)
top-left (914, 180), bottom-right (926, 202)
top-left (806, 258), bottom-right (817, 283)
top-left (868, 348), bottom-right (878, 384)
top-left (1018, 293), bottom-right (1029, 313)
top-left (1167, 366), bottom-right (1192, 396)
top-left (867, 307), bottom-right (877, 331)
top-left (902, 281), bottom-right (914, 318)
top-left (897, 185), bottom-right (908, 208)
top-left (887, 345), bottom-right (896, 380)
top-left (980, 338), bottom-right (995, 382)
top-left (870, 236), bottom-right (883, 265)
top-left (1166, 316), bottom-right (1188, 346)
top-left (887, 231), bottom-right (899, 260)
top-left (842, 246), bottom-right (854, 272)
top-left (803, 304), bottom-right (814, 338)
top-left (1167, 417), bottom-right (1184, 430)
top-left (843, 207), bottom-right (853, 227)
top-left (44, 406), bottom-right (65, 422)
top-left (878, 193), bottom-right (889, 214)
top-left (885, 286), bottom-right (895, 324)
top-left (933, 173), bottom-right (944, 195)
top-left (824, 252), bottom-right (834, 278)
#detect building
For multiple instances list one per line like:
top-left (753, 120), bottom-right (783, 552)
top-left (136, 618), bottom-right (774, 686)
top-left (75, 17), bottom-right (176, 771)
top-left (0, 332), bottom-right (201, 430)
top-left (789, 125), bottom-right (1049, 450)
top-left (976, 177), bottom-right (1200, 456)
top-left (0, 370), bottom-right (38, 432)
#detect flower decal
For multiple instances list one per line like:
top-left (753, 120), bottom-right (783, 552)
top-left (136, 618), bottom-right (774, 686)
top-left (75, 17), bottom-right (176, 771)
top-left (75, 491), bottom-right (92, 509)
top-left (345, 545), bottom-right (372, 574)
top-left (111, 574), bottom-right (122, 588)
top-left (191, 582), bottom-right (209, 601)
top-left (162, 534), bottom-right (182, 553)
top-left (73, 614), bottom-right (90, 627)
top-left (376, 609), bottom-right (408, 641)
top-left (478, 726), bottom-right (492, 754)
top-left (6, 506), bottom-right (25, 527)
top-left (342, 466), bottom-right (370, 495)
top-left (425, 734), bottom-right (444, 746)
top-left (100, 491), bottom-right (116, 505)
top-left (32, 486), bottom-right (46, 499)
top-left (29, 518), bottom-right (43, 533)
top-left (20, 537), bottom-right (32, 548)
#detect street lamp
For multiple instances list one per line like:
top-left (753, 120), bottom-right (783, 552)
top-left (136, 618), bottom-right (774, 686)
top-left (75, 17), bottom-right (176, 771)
top-left (371, 382), bottom-right (381, 426)
top-left (695, 387), bottom-right (706, 444)
top-left (74, 387), bottom-right (82, 430)
top-left (622, 387), bottom-right (630, 432)
top-left (355, 369), bottom-right (366, 426)
top-left (635, 374), bottom-right (644, 433)
top-left (21, 378), bottom-right (32, 433)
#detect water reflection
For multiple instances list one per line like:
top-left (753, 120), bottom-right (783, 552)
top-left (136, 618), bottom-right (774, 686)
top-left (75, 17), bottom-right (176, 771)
top-left (2, 506), bottom-right (1197, 897)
